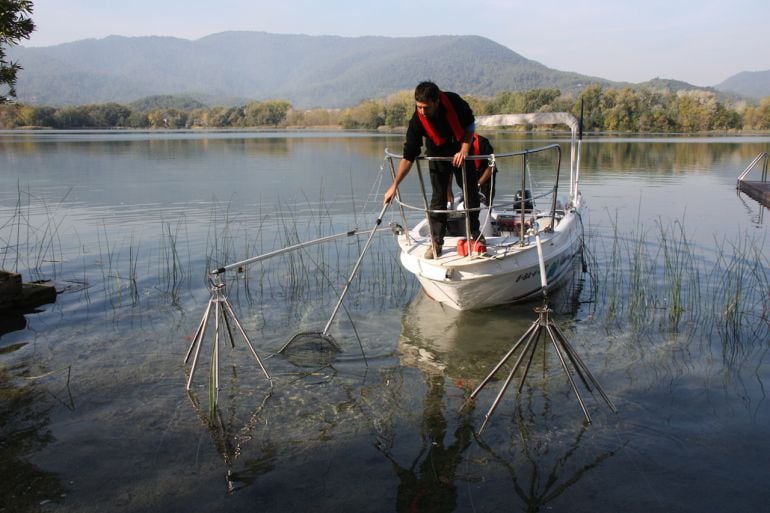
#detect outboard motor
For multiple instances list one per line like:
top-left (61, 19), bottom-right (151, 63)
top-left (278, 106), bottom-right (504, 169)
top-left (513, 189), bottom-right (533, 212)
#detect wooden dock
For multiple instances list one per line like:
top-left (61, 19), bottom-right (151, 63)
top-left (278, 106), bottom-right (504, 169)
top-left (0, 270), bottom-right (57, 311)
top-left (738, 180), bottom-right (770, 207)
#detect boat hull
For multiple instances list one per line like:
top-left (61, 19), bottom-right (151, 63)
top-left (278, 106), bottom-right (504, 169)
top-left (397, 207), bottom-right (584, 311)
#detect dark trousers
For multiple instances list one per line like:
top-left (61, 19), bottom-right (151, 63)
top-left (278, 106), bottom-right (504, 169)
top-left (428, 161), bottom-right (480, 244)
top-left (479, 180), bottom-right (495, 205)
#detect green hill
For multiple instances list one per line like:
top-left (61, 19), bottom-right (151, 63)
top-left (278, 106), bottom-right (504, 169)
top-left (10, 32), bottom-right (617, 108)
top-left (12, 31), bottom-right (755, 108)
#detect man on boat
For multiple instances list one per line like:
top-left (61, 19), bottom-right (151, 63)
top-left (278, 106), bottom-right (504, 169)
top-left (448, 133), bottom-right (496, 206)
top-left (383, 81), bottom-right (482, 259)
top-left (473, 134), bottom-right (496, 205)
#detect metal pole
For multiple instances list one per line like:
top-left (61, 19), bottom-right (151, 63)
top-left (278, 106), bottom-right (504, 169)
top-left (519, 153), bottom-right (528, 246)
top-left (544, 323), bottom-right (591, 423)
top-left (414, 160), bottom-right (438, 253)
top-left (386, 154), bottom-right (412, 245)
top-left (221, 298), bottom-right (271, 380)
top-left (460, 163), bottom-right (472, 244)
top-left (478, 324), bottom-right (542, 433)
top-left (469, 320), bottom-right (540, 400)
top-left (186, 298), bottom-right (211, 390)
top-left (211, 228), bottom-right (386, 275)
top-left (186, 297), bottom-right (213, 363)
top-left (322, 201), bottom-right (390, 335)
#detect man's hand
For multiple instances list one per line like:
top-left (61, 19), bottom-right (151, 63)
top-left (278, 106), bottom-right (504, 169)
top-left (452, 148), bottom-right (468, 168)
top-left (384, 184), bottom-right (397, 205)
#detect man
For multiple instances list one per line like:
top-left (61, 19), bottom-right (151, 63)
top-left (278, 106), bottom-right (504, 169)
top-left (473, 134), bottom-right (496, 205)
top-left (383, 81), bottom-right (481, 259)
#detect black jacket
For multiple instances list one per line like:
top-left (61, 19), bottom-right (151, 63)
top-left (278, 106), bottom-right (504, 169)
top-left (402, 91), bottom-right (475, 161)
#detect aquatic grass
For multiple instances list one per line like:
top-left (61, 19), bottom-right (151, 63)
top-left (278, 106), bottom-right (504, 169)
top-left (5, 179), bottom-right (766, 368)
top-left (159, 218), bottom-right (190, 304)
top-left (205, 196), bottom-right (245, 279)
top-left (128, 234), bottom-right (139, 304)
top-left (588, 211), bottom-right (768, 359)
top-left (94, 224), bottom-right (145, 308)
top-left (0, 183), bottom-right (67, 280)
top-left (625, 218), bottom-right (656, 333)
top-left (96, 223), bottom-right (119, 306)
top-left (655, 218), bottom-right (702, 331)
top-left (707, 233), bottom-right (770, 356)
top-left (602, 212), bottom-right (623, 327)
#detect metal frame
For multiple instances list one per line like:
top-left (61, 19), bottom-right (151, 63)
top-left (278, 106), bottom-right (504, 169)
top-left (184, 273), bottom-right (271, 404)
top-left (467, 233), bottom-right (616, 431)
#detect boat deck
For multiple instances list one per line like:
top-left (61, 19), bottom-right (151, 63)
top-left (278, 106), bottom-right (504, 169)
top-left (738, 181), bottom-right (770, 207)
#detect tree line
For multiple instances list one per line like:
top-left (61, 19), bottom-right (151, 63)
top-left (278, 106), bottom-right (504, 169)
top-left (1, 84), bottom-right (769, 132)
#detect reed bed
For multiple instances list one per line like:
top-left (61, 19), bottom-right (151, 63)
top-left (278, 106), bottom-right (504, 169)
top-left (3, 188), bottom-right (767, 354)
top-left (588, 212), bottom-right (769, 349)
top-left (0, 184), bottom-right (66, 280)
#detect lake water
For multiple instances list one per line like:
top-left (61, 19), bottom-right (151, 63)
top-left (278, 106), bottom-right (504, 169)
top-left (1, 131), bottom-right (769, 513)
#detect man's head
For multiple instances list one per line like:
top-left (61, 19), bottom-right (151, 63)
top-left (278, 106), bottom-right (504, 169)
top-left (415, 81), bottom-right (440, 118)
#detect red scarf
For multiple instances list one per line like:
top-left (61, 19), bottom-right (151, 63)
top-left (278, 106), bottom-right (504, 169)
top-left (472, 134), bottom-right (481, 169)
top-left (417, 91), bottom-right (465, 147)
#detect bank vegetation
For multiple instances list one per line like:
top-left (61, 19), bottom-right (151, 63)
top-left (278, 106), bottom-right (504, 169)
top-left (1, 84), bottom-right (769, 132)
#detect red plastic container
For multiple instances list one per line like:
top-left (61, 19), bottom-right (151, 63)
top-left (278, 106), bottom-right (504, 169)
top-left (457, 238), bottom-right (468, 256)
top-left (471, 240), bottom-right (486, 254)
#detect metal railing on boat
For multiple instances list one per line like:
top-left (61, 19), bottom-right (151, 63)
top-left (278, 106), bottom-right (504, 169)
top-left (384, 143), bottom-right (563, 247)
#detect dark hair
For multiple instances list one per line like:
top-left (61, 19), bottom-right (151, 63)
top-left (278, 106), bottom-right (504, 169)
top-left (414, 81), bottom-right (440, 103)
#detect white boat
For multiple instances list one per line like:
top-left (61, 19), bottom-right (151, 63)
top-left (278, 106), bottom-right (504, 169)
top-left (385, 112), bottom-right (585, 311)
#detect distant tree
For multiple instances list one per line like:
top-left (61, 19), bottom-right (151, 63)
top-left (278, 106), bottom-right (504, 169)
top-left (711, 103), bottom-right (742, 131)
top-left (125, 109), bottom-right (149, 128)
top-left (225, 106), bottom-right (244, 127)
top-left (673, 90), bottom-right (719, 132)
top-left (186, 107), bottom-right (210, 128)
top-left (575, 85), bottom-right (605, 131)
top-left (147, 108), bottom-right (187, 129)
top-left (602, 88), bottom-right (640, 131)
top-left (53, 106), bottom-right (91, 128)
top-left (743, 97), bottom-right (770, 130)
top-left (0, 100), bottom-right (17, 126)
top-left (287, 107), bottom-right (337, 127)
top-left (0, 0), bottom-right (35, 103)
top-left (342, 99), bottom-right (384, 129)
top-left (88, 103), bottom-right (131, 127)
top-left (204, 106), bottom-right (229, 128)
top-left (523, 88), bottom-right (561, 112)
top-left (487, 91), bottom-right (523, 114)
top-left (384, 91), bottom-right (412, 127)
top-left (243, 100), bottom-right (291, 126)
top-left (636, 89), bottom-right (674, 132)
top-left (17, 104), bottom-right (55, 127)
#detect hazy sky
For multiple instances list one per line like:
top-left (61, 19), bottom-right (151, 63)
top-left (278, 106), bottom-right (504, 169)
top-left (24, 0), bottom-right (770, 87)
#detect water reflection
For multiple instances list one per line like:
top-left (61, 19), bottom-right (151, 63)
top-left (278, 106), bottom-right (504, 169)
top-left (2, 132), bottom-right (769, 511)
top-left (376, 373), bottom-right (474, 513)
top-left (398, 292), bottom-right (540, 383)
top-left (736, 188), bottom-right (767, 226)
top-left (380, 275), bottom-right (604, 512)
top-left (187, 387), bottom-right (275, 493)
top-left (474, 415), bottom-right (618, 513)
top-left (0, 367), bottom-right (66, 511)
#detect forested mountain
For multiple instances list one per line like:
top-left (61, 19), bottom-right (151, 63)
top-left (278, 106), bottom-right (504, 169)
top-left (716, 70), bottom-right (770, 99)
top-left (10, 31), bottom-right (766, 108)
top-left (9, 32), bottom-right (619, 108)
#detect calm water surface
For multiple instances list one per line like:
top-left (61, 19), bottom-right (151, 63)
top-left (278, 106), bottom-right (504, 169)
top-left (1, 131), bottom-right (768, 513)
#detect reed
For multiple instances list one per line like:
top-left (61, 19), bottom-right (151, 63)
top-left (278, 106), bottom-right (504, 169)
top-left (96, 223), bottom-right (117, 305)
top-left (128, 234), bottom-right (139, 304)
top-left (589, 212), bottom-right (768, 352)
top-left (0, 183), bottom-right (65, 279)
top-left (160, 218), bottom-right (186, 303)
top-left (708, 233), bottom-right (770, 351)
